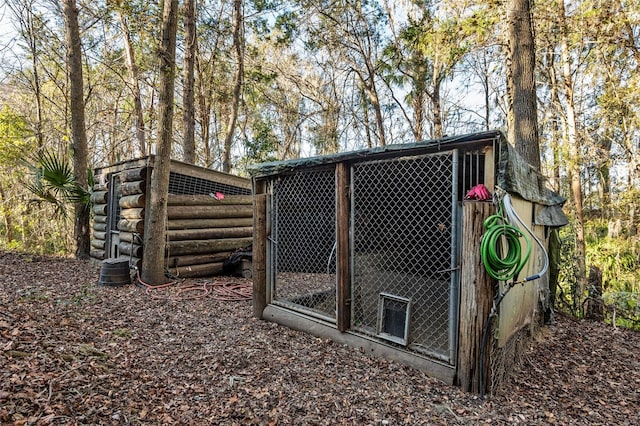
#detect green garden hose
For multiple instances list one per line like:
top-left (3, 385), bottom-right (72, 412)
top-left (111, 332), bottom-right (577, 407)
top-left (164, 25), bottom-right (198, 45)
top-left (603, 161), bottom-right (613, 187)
top-left (480, 205), bottom-right (531, 282)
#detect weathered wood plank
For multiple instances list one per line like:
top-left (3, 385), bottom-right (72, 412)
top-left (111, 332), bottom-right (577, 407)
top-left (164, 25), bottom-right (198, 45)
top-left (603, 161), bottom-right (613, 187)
top-left (167, 217), bottom-right (253, 230)
top-left (90, 249), bottom-right (105, 260)
top-left (93, 231), bottom-right (107, 241)
top-left (336, 164), bottom-right (350, 332)
top-left (457, 201), bottom-right (495, 394)
top-left (93, 222), bottom-right (107, 232)
top-left (94, 215), bottom-right (107, 224)
top-left (91, 239), bottom-right (105, 249)
top-left (166, 252), bottom-right (233, 268)
top-left (167, 262), bottom-right (224, 278)
top-left (93, 204), bottom-right (108, 216)
top-left (166, 205), bottom-right (252, 220)
top-left (166, 237), bottom-right (252, 256)
top-left (253, 191), bottom-right (267, 319)
top-left (118, 219), bottom-right (144, 234)
top-left (166, 226), bottom-right (252, 241)
top-left (120, 208), bottom-right (144, 220)
top-left (121, 180), bottom-right (146, 196)
top-left (118, 242), bottom-right (143, 258)
top-left (167, 194), bottom-right (252, 206)
top-left (90, 191), bottom-right (108, 204)
top-left (120, 167), bottom-right (147, 183)
top-left (119, 194), bottom-right (146, 209)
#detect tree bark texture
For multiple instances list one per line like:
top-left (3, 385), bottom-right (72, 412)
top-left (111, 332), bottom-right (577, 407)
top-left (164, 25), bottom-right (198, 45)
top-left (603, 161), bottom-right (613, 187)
top-left (182, 0), bottom-right (196, 164)
top-left (62, 0), bottom-right (90, 259)
top-left (142, 0), bottom-right (179, 285)
top-left (118, 10), bottom-right (146, 156)
top-left (506, 0), bottom-right (541, 170)
top-left (222, 0), bottom-right (244, 173)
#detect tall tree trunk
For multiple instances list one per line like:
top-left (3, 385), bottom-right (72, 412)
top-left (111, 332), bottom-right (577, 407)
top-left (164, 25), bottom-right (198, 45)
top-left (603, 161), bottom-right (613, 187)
top-left (362, 79), bottom-right (386, 147)
top-left (430, 75), bottom-right (443, 139)
top-left (506, 0), bottom-right (541, 169)
top-left (222, 0), bottom-right (244, 173)
top-left (142, 0), bottom-right (178, 285)
top-left (62, 0), bottom-right (90, 259)
top-left (118, 10), bottom-right (146, 156)
top-left (413, 91), bottom-right (424, 141)
top-left (182, 0), bottom-right (196, 164)
top-left (558, 0), bottom-right (587, 307)
top-left (0, 182), bottom-right (13, 243)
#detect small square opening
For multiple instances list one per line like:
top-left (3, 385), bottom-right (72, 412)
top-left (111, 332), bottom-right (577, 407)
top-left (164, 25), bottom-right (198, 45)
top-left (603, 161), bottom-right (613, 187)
top-left (377, 293), bottom-right (411, 345)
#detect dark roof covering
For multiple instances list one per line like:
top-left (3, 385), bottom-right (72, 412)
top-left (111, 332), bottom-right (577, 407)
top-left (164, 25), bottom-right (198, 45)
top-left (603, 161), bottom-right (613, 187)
top-left (248, 130), bottom-right (504, 178)
top-left (249, 130), bottom-right (567, 225)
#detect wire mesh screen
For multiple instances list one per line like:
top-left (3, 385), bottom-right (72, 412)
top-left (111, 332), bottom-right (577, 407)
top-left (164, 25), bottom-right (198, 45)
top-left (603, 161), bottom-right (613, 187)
top-left (168, 171), bottom-right (251, 196)
top-left (351, 152), bottom-right (458, 363)
top-left (271, 167), bottom-right (337, 321)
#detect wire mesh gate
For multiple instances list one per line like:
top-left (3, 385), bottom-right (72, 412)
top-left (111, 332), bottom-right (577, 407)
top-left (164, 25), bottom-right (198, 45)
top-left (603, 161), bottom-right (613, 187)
top-left (268, 151), bottom-right (460, 365)
top-left (351, 152), bottom-right (459, 364)
top-left (270, 167), bottom-right (338, 322)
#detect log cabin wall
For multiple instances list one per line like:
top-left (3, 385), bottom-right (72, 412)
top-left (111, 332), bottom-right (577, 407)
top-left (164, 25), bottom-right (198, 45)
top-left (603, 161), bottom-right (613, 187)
top-left (90, 156), bottom-right (252, 278)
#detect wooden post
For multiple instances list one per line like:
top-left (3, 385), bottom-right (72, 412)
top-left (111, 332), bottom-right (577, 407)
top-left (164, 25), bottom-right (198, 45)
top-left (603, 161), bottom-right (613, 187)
top-left (336, 163), bottom-right (351, 332)
top-left (457, 201), bottom-right (495, 393)
top-left (253, 189), bottom-right (267, 319)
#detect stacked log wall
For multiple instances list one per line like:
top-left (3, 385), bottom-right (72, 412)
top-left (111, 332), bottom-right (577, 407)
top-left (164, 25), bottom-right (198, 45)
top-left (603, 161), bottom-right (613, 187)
top-left (91, 158), bottom-right (252, 278)
top-left (90, 180), bottom-right (108, 260)
top-left (165, 194), bottom-right (253, 278)
top-left (117, 167), bottom-right (147, 270)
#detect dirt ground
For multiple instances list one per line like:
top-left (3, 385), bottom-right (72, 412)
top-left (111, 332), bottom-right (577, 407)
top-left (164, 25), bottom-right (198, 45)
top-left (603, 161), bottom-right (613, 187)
top-left (1, 250), bottom-right (639, 425)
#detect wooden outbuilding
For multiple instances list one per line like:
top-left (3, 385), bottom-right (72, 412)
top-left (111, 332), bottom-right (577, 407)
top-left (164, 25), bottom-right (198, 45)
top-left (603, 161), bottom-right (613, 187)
top-left (250, 130), bottom-right (567, 394)
top-left (90, 156), bottom-right (252, 277)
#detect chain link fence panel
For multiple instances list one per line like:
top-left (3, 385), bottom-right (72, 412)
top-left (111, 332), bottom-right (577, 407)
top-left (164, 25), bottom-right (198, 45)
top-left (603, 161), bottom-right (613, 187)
top-left (351, 152), bottom-right (459, 363)
top-left (270, 167), bottom-right (337, 321)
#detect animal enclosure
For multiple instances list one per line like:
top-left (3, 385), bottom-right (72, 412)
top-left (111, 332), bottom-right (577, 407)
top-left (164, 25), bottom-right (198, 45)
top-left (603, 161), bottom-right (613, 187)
top-left (251, 131), bottom-right (566, 393)
top-left (90, 156), bottom-right (252, 277)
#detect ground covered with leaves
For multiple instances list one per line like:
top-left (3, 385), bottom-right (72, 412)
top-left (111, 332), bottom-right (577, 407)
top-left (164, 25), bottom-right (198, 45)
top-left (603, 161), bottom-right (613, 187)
top-left (1, 251), bottom-right (639, 425)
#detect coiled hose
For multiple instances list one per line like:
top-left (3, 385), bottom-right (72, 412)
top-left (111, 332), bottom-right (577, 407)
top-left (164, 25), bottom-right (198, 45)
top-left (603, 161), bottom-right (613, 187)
top-left (479, 205), bottom-right (531, 282)
top-left (478, 193), bottom-right (549, 398)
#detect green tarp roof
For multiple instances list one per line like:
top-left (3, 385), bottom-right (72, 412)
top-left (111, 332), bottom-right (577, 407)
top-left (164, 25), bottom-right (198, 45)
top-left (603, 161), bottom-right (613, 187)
top-left (249, 130), bottom-right (567, 226)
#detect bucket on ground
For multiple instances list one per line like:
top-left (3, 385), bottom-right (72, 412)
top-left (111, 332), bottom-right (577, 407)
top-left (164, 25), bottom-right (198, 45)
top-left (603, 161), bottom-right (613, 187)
top-left (98, 257), bottom-right (131, 286)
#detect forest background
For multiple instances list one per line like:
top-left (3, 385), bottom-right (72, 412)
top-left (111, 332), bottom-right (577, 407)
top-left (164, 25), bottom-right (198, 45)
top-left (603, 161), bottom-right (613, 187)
top-left (0, 0), bottom-right (638, 328)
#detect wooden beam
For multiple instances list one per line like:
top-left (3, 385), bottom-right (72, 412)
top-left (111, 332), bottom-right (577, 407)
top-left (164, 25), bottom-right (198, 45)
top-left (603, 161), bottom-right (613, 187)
top-left (166, 252), bottom-right (233, 268)
top-left (118, 219), bottom-right (144, 234)
top-left (93, 204), bottom-right (107, 216)
top-left (166, 204), bottom-right (252, 220)
top-left (90, 191), bottom-right (108, 204)
top-left (167, 262), bottom-right (224, 278)
top-left (167, 194), bottom-right (252, 206)
top-left (167, 217), bottom-right (253, 230)
top-left (119, 194), bottom-right (146, 209)
top-left (119, 241), bottom-right (143, 258)
top-left (253, 191), bottom-right (267, 319)
top-left (93, 231), bottom-right (107, 241)
top-left (120, 167), bottom-right (147, 183)
top-left (336, 163), bottom-right (351, 332)
top-left (93, 222), bottom-right (107, 232)
top-left (94, 215), bottom-right (107, 224)
top-left (121, 208), bottom-right (144, 219)
top-left (90, 249), bottom-right (105, 260)
top-left (121, 180), bottom-right (146, 196)
top-left (166, 237), bottom-right (252, 256)
top-left (457, 201), bottom-right (495, 393)
top-left (91, 239), bottom-right (105, 249)
top-left (166, 226), bottom-right (252, 241)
